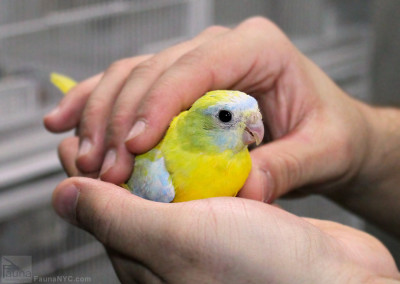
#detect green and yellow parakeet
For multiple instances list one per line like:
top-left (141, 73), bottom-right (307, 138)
top-left (50, 73), bottom-right (264, 203)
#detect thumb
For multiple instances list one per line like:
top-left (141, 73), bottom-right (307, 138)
top-left (52, 177), bottom-right (170, 256)
top-left (239, 131), bottom-right (350, 202)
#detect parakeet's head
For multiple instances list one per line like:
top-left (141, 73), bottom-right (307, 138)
top-left (181, 90), bottom-right (264, 153)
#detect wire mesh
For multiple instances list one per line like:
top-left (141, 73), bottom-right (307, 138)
top-left (0, 0), bottom-right (376, 281)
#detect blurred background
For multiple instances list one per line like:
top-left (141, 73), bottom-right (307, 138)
top-left (0, 0), bottom-right (398, 282)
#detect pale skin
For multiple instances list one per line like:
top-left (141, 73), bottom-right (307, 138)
top-left (45, 17), bottom-right (400, 283)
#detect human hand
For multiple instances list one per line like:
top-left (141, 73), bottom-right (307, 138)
top-left (52, 177), bottom-right (400, 283)
top-left (44, 17), bottom-right (373, 200)
top-left (44, 17), bottom-right (400, 237)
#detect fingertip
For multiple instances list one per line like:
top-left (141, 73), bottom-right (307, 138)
top-left (125, 119), bottom-right (147, 142)
top-left (125, 127), bottom-right (163, 154)
top-left (43, 106), bottom-right (69, 133)
top-left (43, 106), bottom-right (60, 122)
top-left (99, 165), bottom-right (133, 185)
top-left (52, 178), bottom-right (80, 224)
top-left (74, 136), bottom-right (107, 174)
top-left (124, 119), bottom-right (154, 153)
top-left (46, 74), bottom-right (103, 133)
top-left (239, 163), bottom-right (274, 203)
top-left (76, 151), bottom-right (104, 174)
top-left (77, 138), bottom-right (93, 157)
top-left (43, 116), bottom-right (57, 133)
top-left (100, 148), bottom-right (135, 184)
top-left (54, 176), bottom-right (171, 255)
top-left (53, 177), bottom-right (132, 228)
top-left (58, 137), bottom-right (81, 176)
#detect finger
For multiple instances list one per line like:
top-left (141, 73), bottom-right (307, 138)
top-left (52, 177), bottom-right (172, 265)
top-left (75, 55), bottom-right (152, 173)
top-left (99, 26), bottom-right (230, 183)
top-left (238, 160), bottom-right (272, 203)
top-left (44, 73), bottom-right (102, 132)
top-left (51, 177), bottom-right (299, 280)
top-left (58, 136), bottom-right (99, 178)
top-left (239, 114), bottom-right (354, 202)
top-left (58, 137), bottom-right (81, 177)
top-left (240, 136), bottom-right (323, 202)
top-left (238, 166), bottom-right (310, 202)
top-left (124, 17), bottom-right (292, 154)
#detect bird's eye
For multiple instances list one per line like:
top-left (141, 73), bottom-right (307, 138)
top-left (218, 110), bottom-right (232, 123)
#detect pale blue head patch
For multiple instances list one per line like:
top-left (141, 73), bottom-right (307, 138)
top-left (201, 91), bottom-right (258, 117)
top-left (199, 91), bottom-right (260, 151)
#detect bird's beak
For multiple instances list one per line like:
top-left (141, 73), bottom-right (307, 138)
top-left (243, 112), bottom-right (264, 146)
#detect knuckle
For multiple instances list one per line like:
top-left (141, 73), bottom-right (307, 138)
top-left (177, 48), bottom-right (206, 68)
top-left (111, 110), bottom-right (129, 126)
top-left (106, 58), bottom-right (132, 74)
top-left (79, 105), bottom-right (107, 138)
top-left (240, 16), bottom-right (273, 29)
top-left (89, 198), bottom-right (123, 246)
top-left (83, 101), bottom-right (106, 122)
top-left (275, 151), bottom-right (303, 191)
top-left (144, 87), bottom-right (179, 114)
top-left (331, 129), bottom-right (354, 170)
top-left (92, 216), bottom-right (113, 246)
top-left (57, 138), bottom-right (69, 154)
top-left (201, 25), bottom-right (229, 36)
top-left (108, 111), bottom-right (130, 136)
top-left (238, 16), bottom-right (288, 42)
top-left (131, 57), bottom-right (161, 78)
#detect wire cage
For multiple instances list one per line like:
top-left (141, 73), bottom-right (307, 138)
top-left (0, 0), bottom-right (377, 282)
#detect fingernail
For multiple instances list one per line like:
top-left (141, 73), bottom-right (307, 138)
top-left (78, 138), bottom-right (92, 157)
top-left (54, 184), bottom-right (80, 223)
top-left (100, 149), bottom-right (117, 175)
top-left (263, 170), bottom-right (274, 203)
top-left (126, 120), bottom-right (146, 142)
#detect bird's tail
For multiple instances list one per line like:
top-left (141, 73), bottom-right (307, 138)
top-left (50, 72), bottom-right (132, 191)
top-left (50, 72), bottom-right (77, 95)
